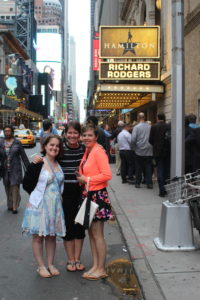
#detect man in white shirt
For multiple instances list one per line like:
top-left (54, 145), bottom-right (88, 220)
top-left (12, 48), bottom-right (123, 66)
top-left (118, 123), bottom-right (134, 184)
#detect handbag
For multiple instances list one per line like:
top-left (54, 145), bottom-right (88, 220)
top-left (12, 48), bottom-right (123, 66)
top-left (75, 177), bottom-right (99, 229)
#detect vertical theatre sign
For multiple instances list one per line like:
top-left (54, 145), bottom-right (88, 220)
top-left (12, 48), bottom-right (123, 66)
top-left (93, 32), bottom-right (100, 71)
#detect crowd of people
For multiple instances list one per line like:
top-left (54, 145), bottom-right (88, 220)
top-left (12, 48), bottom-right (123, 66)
top-left (0, 112), bottom-right (200, 279)
top-left (107, 112), bottom-right (200, 198)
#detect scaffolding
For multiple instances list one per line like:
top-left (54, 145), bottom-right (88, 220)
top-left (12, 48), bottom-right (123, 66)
top-left (15, 0), bottom-right (34, 59)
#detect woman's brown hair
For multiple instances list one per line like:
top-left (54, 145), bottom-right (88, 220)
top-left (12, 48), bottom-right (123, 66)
top-left (41, 135), bottom-right (63, 159)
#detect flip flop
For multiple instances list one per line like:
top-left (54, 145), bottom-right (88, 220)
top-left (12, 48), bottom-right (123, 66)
top-left (75, 260), bottom-right (85, 271)
top-left (83, 272), bottom-right (109, 281)
top-left (48, 265), bottom-right (60, 276)
top-left (37, 266), bottom-right (52, 278)
top-left (66, 261), bottom-right (76, 272)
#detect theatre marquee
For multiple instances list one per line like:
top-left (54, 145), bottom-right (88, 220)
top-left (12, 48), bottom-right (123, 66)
top-left (100, 26), bottom-right (160, 58)
top-left (99, 62), bottom-right (160, 81)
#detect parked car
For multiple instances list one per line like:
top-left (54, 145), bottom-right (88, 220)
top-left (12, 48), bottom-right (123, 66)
top-left (14, 129), bottom-right (36, 147)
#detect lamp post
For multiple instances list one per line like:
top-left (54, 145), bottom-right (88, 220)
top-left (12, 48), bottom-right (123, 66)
top-left (171, 0), bottom-right (185, 178)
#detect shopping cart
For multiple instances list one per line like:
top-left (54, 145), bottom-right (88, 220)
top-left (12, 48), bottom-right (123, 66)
top-left (164, 170), bottom-right (200, 233)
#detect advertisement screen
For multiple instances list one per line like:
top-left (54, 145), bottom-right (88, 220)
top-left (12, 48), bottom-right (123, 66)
top-left (36, 33), bottom-right (62, 91)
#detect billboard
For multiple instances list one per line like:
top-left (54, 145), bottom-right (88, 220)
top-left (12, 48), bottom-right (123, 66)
top-left (100, 26), bottom-right (160, 58)
top-left (36, 33), bottom-right (62, 91)
top-left (99, 62), bottom-right (160, 80)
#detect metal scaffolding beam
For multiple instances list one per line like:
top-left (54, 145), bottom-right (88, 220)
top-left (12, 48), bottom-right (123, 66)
top-left (15, 0), bottom-right (34, 58)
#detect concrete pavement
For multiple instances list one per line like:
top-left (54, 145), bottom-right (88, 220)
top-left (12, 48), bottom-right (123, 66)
top-left (108, 165), bottom-right (200, 300)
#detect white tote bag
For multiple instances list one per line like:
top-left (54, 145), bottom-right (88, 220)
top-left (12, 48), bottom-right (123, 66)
top-left (75, 177), bottom-right (99, 228)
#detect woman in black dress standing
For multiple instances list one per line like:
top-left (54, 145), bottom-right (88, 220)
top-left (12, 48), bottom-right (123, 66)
top-left (60, 121), bottom-right (85, 271)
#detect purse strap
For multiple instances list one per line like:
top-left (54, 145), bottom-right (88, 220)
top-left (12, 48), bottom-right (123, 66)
top-left (86, 176), bottom-right (90, 193)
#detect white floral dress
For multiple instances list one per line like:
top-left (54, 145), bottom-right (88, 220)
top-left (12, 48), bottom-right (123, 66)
top-left (22, 168), bottom-right (66, 237)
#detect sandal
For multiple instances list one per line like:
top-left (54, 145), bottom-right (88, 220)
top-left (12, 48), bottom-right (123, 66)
top-left (37, 266), bottom-right (51, 278)
top-left (75, 260), bottom-right (85, 271)
top-left (66, 261), bottom-right (76, 272)
top-left (82, 272), bottom-right (109, 281)
top-left (48, 265), bottom-right (60, 276)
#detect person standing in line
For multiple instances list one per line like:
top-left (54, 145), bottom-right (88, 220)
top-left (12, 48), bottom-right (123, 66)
top-left (110, 120), bottom-right (124, 176)
top-left (0, 125), bottom-right (29, 213)
top-left (33, 121), bottom-right (86, 272)
top-left (117, 123), bottom-right (135, 184)
top-left (77, 124), bottom-right (112, 280)
top-left (86, 116), bottom-right (106, 149)
top-left (149, 113), bottom-right (170, 197)
top-left (131, 112), bottom-right (153, 189)
top-left (22, 135), bottom-right (66, 278)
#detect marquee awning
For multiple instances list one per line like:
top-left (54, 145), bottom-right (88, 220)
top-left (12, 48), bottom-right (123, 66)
top-left (0, 108), bottom-right (43, 120)
top-left (94, 83), bottom-right (164, 109)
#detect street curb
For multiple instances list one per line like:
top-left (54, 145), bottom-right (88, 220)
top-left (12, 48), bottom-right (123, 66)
top-left (108, 184), bottom-right (166, 300)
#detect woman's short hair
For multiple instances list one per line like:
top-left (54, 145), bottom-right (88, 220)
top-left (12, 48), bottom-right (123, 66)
top-left (81, 124), bottom-right (99, 137)
top-left (64, 121), bottom-right (81, 134)
top-left (41, 135), bottom-right (63, 159)
top-left (3, 125), bottom-right (14, 133)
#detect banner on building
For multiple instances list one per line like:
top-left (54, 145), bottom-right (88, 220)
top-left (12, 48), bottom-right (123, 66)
top-left (99, 62), bottom-right (160, 80)
top-left (93, 32), bottom-right (100, 71)
top-left (100, 26), bottom-right (160, 58)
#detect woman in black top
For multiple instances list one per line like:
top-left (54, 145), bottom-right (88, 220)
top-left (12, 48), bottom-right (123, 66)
top-left (60, 121), bottom-right (85, 271)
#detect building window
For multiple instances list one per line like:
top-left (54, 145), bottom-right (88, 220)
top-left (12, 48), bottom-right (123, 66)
top-left (10, 8), bottom-right (13, 12)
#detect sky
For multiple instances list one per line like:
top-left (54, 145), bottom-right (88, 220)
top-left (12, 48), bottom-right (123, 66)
top-left (68, 0), bottom-right (91, 122)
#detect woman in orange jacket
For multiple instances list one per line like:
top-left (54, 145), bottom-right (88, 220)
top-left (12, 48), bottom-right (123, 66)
top-left (77, 124), bottom-right (113, 280)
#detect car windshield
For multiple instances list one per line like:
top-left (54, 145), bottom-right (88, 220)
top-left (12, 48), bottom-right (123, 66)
top-left (15, 130), bottom-right (31, 135)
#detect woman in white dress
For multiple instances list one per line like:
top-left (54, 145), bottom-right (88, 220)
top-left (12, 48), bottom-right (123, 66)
top-left (22, 135), bottom-right (66, 278)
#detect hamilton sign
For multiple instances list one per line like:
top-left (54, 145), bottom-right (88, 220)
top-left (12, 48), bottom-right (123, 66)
top-left (100, 26), bottom-right (160, 58)
top-left (100, 62), bottom-right (160, 81)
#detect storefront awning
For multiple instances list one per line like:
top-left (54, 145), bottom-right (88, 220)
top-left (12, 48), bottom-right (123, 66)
top-left (15, 107), bottom-right (43, 120)
top-left (94, 84), bottom-right (164, 109)
top-left (0, 108), bottom-right (43, 120)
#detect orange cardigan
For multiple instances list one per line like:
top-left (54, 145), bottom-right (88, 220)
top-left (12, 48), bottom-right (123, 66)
top-left (79, 143), bottom-right (112, 191)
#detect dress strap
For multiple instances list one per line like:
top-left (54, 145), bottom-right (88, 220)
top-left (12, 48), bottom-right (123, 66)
top-left (44, 157), bottom-right (62, 191)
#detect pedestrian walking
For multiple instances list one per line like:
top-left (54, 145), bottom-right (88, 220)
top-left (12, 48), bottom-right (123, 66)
top-left (149, 113), bottom-right (170, 197)
top-left (117, 123), bottom-right (135, 184)
top-left (131, 112), bottom-right (153, 189)
top-left (22, 135), bottom-right (66, 278)
top-left (0, 125), bottom-right (29, 213)
top-left (77, 124), bottom-right (112, 280)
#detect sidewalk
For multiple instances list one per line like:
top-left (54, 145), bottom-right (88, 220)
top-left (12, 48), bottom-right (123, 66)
top-left (108, 165), bottom-right (200, 300)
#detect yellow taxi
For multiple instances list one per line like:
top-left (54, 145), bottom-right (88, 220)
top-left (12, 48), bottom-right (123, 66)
top-left (14, 129), bottom-right (36, 147)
